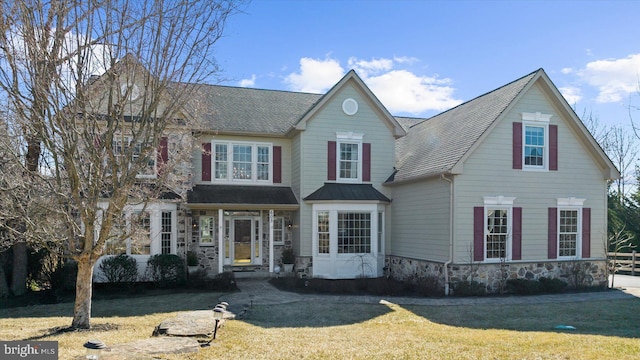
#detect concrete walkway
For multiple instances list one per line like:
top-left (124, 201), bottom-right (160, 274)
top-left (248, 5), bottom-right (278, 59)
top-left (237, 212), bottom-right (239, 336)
top-left (220, 275), bottom-right (640, 309)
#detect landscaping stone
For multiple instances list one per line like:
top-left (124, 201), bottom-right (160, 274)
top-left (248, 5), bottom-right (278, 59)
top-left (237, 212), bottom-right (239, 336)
top-left (154, 310), bottom-right (216, 337)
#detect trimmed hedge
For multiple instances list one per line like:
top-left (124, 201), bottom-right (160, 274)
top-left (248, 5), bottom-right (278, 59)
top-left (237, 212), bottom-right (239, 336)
top-left (145, 254), bottom-right (186, 287)
top-left (98, 254), bottom-right (138, 284)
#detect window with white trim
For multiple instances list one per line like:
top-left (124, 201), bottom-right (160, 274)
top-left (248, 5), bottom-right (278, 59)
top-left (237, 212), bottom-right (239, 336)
top-left (338, 212), bottom-right (371, 253)
top-left (101, 203), bottom-right (176, 256)
top-left (486, 209), bottom-right (509, 259)
top-left (112, 135), bottom-right (156, 178)
top-left (273, 217), bottom-right (285, 245)
top-left (317, 211), bottom-right (330, 254)
top-left (313, 204), bottom-right (384, 256)
top-left (556, 197), bottom-right (584, 259)
top-left (521, 112), bottom-right (551, 170)
top-left (212, 141), bottom-right (272, 183)
top-left (558, 209), bottom-right (579, 257)
top-left (199, 216), bottom-right (216, 246)
top-left (336, 132), bottom-right (363, 182)
top-left (524, 125), bottom-right (545, 167)
top-left (484, 196), bottom-right (515, 261)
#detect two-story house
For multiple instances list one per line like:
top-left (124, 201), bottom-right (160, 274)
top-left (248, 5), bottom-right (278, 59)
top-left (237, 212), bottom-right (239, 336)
top-left (92, 61), bottom-right (618, 292)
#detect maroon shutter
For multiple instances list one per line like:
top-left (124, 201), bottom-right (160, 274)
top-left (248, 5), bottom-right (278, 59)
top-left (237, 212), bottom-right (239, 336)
top-left (328, 141), bottom-right (336, 181)
top-left (202, 143), bottom-right (211, 182)
top-left (273, 146), bottom-right (282, 183)
top-left (363, 142), bottom-right (371, 182)
top-left (473, 207), bottom-right (484, 261)
top-left (582, 207), bottom-right (591, 258)
top-left (157, 137), bottom-right (168, 174)
top-left (512, 207), bottom-right (522, 260)
top-left (548, 207), bottom-right (557, 259)
top-left (549, 124), bottom-right (558, 171)
top-left (513, 122), bottom-right (522, 169)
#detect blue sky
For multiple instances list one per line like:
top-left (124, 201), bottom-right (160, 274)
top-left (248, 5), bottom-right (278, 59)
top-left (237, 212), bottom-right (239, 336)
top-left (213, 0), bottom-right (640, 127)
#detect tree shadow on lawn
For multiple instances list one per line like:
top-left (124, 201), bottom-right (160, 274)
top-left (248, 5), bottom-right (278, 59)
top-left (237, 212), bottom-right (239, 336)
top-left (0, 289), bottom-right (233, 319)
top-left (240, 302), bottom-right (393, 328)
top-left (401, 299), bottom-right (640, 339)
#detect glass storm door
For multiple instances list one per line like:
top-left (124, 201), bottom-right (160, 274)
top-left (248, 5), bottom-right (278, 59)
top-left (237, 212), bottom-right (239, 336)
top-left (233, 219), bottom-right (253, 265)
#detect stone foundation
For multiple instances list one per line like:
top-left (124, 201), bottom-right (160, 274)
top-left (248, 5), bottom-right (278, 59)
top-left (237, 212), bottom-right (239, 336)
top-left (386, 255), bottom-right (607, 294)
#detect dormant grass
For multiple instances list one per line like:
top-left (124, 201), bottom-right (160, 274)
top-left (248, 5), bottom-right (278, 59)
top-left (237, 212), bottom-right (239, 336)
top-left (1, 292), bottom-right (638, 359)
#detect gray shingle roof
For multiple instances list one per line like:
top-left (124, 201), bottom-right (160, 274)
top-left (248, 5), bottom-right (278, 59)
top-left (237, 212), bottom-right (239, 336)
top-left (390, 70), bottom-right (540, 183)
top-left (187, 185), bottom-right (298, 205)
top-left (303, 183), bottom-right (391, 202)
top-left (184, 84), bottom-right (323, 134)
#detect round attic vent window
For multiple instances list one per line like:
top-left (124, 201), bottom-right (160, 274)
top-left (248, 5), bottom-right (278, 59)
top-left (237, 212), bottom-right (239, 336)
top-left (342, 98), bottom-right (358, 116)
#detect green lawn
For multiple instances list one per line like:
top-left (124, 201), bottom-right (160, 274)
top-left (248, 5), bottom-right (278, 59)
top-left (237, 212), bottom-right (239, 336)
top-left (1, 292), bottom-right (638, 359)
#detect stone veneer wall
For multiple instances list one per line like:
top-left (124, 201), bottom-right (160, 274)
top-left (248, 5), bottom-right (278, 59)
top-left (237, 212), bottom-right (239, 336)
top-left (189, 211), bottom-right (295, 274)
top-left (386, 255), bottom-right (607, 294)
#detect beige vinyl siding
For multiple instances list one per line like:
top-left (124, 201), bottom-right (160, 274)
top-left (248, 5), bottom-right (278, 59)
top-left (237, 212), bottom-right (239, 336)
top-left (452, 84), bottom-right (608, 263)
top-left (390, 178), bottom-right (451, 262)
top-left (193, 135), bottom-right (292, 185)
top-left (298, 85), bottom-right (396, 256)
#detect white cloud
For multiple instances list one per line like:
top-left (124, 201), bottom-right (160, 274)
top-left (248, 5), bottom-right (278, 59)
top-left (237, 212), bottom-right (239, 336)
top-left (239, 74), bottom-right (256, 87)
top-left (561, 67), bottom-right (574, 75)
top-left (347, 57), bottom-right (393, 78)
top-left (284, 57), bottom-right (344, 93)
top-left (283, 55), bottom-right (461, 115)
top-left (558, 86), bottom-right (582, 105)
top-left (577, 54), bottom-right (640, 103)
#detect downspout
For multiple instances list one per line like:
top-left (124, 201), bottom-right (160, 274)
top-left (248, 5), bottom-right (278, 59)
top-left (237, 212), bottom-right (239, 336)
top-left (441, 173), bottom-right (454, 296)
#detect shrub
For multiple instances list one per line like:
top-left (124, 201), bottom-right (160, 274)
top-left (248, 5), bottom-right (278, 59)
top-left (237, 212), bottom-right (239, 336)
top-left (414, 275), bottom-right (444, 297)
top-left (98, 254), bottom-right (138, 284)
top-left (538, 277), bottom-right (567, 293)
top-left (145, 254), bottom-right (186, 287)
top-left (452, 280), bottom-right (486, 296)
top-left (506, 278), bottom-right (541, 295)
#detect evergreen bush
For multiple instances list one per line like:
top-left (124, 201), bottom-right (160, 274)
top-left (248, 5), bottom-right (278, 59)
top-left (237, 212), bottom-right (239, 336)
top-left (145, 254), bottom-right (186, 287)
top-left (98, 254), bottom-right (138, 284)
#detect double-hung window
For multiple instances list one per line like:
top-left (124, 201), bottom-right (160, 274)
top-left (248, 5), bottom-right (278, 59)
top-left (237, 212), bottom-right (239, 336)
top-left (273, 217), bottom-right (285, 245)
top-left (486, 208), bottom-right (509, 260)
top-left (112, 135), bottom-right (156, 178)
top-left (555, 197), bottom-right (585, 259)
top-left (521, 112), bottom-right (552, 171)
top-left (336, 132), bottom-right (363, 182)
top-left (558, 209), bottom-right (579, 257)
top-left (524, 125), bottom-right (545, 167)
top-left (482, 196), bottom-right (515, 261)
top-left (212, 141), bottom-right (272, 183)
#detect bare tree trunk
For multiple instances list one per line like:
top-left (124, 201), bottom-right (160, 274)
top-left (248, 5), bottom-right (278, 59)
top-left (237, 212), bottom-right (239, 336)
top-left (10, 242), bottom-right (27, 296)
top-left (71, 258), bottom-right (94, 329)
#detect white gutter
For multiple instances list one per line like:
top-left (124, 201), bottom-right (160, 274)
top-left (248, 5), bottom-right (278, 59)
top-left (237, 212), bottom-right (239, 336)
top-left (440, 174), bottom-right (454, 296)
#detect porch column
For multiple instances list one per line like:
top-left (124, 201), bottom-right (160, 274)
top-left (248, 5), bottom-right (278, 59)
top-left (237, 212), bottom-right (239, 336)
top-left (218, 208), bottom-right (224, 274)
top-left (269, 209), bottom-right (274, 273)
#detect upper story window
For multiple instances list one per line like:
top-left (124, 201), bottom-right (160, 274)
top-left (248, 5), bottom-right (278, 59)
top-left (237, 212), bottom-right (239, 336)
top-left (524, 125), bottom-right (545, 167)
top-left (212, 141), bottom-right (272, 183)
top-left (521, 112), bottom-right (552, 171)
top-left (113, 135), bottom-right (157, 178)
top-left (336, 132), bottom-right (363, 183)
top-left (339, 143), bottom-right (360, 180)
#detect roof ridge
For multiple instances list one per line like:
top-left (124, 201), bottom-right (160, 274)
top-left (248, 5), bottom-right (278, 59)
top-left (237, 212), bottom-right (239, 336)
top-left (176, 81), bottom-right (324, 96)
top-left (410, 68), bottom-right (541, 129)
